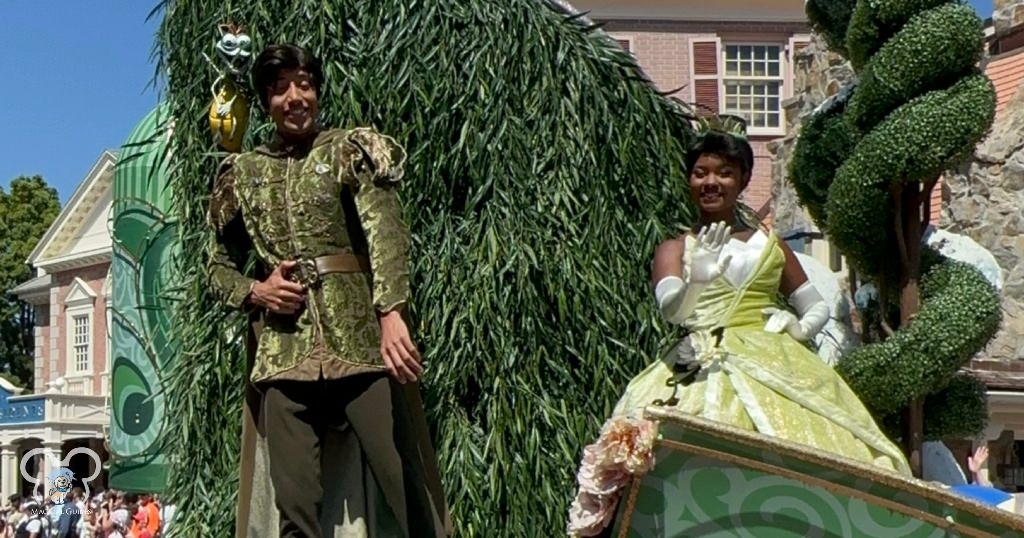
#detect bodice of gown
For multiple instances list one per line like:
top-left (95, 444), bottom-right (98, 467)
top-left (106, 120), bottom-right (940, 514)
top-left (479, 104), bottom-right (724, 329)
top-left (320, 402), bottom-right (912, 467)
top-left (683, 229), bottom-right (784, 332)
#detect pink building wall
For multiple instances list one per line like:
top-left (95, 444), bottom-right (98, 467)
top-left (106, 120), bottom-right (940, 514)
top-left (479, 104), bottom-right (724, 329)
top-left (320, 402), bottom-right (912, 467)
top-left (603, 19), bottom-right (810, 219)
top-left (39, 263), bottom-right (109, 395)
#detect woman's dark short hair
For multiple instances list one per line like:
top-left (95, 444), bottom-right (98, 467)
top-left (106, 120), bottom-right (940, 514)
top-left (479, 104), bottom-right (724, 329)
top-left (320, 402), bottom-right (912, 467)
top-left (252, 44), bottom-right (324, 110)
top-left (684, 131), bottom-right (755, 188)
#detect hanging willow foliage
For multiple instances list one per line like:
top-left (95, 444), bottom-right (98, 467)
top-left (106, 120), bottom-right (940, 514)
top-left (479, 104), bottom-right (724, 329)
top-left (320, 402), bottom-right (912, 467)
top-left (154, 1), bottom-right (696, 535)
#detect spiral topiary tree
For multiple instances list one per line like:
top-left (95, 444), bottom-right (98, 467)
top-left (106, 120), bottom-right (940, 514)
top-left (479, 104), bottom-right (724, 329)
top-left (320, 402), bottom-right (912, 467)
top-left (154, 1), bottom-right (697, 535)
top-left (791, 0), bottom-right (1001, 475)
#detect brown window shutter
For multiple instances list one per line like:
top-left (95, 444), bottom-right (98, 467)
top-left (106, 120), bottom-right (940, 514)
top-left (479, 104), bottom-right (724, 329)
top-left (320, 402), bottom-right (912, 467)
top-left (694, 80), bottom-right (719, 114)
top-left (692, 42), bottom-right (719, 76)
top-left (689, 38), bottom-right (721, 116)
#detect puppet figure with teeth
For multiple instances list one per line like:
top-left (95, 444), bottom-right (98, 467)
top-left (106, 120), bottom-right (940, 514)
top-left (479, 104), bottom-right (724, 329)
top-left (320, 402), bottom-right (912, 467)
top-left (205, 23), bottom-right (253, 152)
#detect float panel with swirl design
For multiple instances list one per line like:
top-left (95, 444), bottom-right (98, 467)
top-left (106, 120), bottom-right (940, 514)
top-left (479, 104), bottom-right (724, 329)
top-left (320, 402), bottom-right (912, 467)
top-left (611, 408), bottom-right (1024, 537)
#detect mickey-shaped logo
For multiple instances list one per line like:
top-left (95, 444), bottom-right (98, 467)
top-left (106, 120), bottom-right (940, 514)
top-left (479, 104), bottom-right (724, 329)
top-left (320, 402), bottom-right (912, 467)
top-left (21, 447), bottom-right (102, 504)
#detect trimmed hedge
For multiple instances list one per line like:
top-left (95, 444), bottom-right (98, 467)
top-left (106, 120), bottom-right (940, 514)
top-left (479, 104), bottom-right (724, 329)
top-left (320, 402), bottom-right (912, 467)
top-left (793, 0), bottom-right (999, 441)
top-left (835, 259), bottom-right (1000, 414)
top-left (787, 94), bottom-right (858, 231)
top-left (922, 373), bottom-right (990, 441)
top-left (846, 3), bottom-right (982, 132)
top-left (827, 74), bottom-right (995, 276)
top-left (846, 0), bottom-right (955, 71)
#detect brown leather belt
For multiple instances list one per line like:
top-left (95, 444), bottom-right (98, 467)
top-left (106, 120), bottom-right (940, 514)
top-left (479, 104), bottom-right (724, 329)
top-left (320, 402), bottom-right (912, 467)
top-left (292, 253), bottom-right (371, 287)
top-left (315, 253), bottom-right (371, 274)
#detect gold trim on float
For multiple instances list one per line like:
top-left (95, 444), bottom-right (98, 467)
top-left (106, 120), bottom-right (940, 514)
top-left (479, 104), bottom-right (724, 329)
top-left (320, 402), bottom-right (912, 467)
top-left (642, 406), bottom-right (1024, 534)
top-left (617, 475), bottom-right (644, 538)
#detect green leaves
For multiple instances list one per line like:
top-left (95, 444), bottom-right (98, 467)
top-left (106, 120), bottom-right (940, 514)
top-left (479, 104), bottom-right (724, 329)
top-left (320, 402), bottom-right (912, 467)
top-left (156, 1), bottom-right (695, 535)
top-left (845, 0), bottom-right (954, 71)
top-left (0, 176), bottom-right (60, 388)
top-left (846, 3), bottom-right (983, 132)
top-left (826, 73), bottom-right (995, 276)
top-left (0, 176), bottom-right (60, 291)
top-left (788, 95), bottom-right (858, 233)
top-left (922, 374), bottom-right (989, 441)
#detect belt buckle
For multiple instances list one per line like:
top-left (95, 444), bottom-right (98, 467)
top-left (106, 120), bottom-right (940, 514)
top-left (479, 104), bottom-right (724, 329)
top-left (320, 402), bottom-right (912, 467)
top-left (292, 258), bottom-right (320, 288)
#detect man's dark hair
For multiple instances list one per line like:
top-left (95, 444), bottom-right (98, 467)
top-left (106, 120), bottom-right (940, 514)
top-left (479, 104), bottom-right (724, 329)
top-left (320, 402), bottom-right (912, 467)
top-left (252, 44), bottom-right (325, 110)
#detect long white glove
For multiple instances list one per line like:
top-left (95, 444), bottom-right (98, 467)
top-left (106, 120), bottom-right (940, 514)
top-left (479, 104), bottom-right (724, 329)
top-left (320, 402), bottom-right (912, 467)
top-left (655, 222), bottom-right (733, 325)
top-left (762, 281), bottom-right (830, 341)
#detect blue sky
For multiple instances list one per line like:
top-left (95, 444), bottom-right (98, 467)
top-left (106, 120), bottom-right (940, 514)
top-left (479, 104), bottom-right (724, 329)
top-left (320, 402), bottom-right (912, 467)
top-left (0, 0), bottom-right (996, 204)
top-left (0, 1), bottom-right (161, 204)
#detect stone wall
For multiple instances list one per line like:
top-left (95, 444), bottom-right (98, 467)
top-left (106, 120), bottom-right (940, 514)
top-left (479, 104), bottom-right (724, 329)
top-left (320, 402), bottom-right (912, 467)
top-left (995, 0), bottom-right (1024, 37)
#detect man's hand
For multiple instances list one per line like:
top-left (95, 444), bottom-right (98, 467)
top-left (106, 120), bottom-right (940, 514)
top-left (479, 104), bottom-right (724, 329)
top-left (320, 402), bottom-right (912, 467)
top-left (249, 260), bottom-right (306, 314)
top-left (379, 310), bottom-right (423, 384)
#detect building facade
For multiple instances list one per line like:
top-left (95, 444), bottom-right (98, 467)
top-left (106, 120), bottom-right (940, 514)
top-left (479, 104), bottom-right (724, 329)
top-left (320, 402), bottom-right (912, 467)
top-left (574, 0), bottom-right (810, 217)
top-left (8, 151), bottom-right (115, 499)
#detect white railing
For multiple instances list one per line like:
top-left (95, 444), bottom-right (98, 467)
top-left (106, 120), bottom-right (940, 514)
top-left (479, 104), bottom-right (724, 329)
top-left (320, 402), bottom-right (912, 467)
top-left (67, 378), bottom-right (87, 395)
top-left (54, 372), bottom-right (111, 397)
top-left (43, 393), bottom-right (109, 424)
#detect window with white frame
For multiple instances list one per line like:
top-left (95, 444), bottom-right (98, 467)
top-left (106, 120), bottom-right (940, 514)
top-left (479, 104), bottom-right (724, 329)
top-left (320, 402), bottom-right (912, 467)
top-left (722, 44), bottom-right (784, 131)
top-left (63, 277), bottom-right (97, 386)
top-left (72, 314), bottom-right (90, 373)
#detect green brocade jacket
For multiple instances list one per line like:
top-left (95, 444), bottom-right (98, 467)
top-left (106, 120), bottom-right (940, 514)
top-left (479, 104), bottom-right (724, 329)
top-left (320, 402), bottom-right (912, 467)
top-left (206, 127), bottom-right (410, 383)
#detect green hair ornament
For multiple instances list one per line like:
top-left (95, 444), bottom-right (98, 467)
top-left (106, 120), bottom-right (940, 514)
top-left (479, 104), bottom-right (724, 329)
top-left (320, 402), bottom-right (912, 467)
top-left (693, 113), bottom-right (749, 142)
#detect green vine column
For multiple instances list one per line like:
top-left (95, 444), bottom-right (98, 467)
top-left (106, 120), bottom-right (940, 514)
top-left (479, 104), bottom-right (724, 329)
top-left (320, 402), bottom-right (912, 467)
top-left (155, 1), bottom-right (695, 535)
top-left (791, 0), bottom-right (1001, 475)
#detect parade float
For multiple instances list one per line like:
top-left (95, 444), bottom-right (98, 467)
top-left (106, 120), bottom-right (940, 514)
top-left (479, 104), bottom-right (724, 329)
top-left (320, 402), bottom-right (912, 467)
top-left (122, 0), bottom-right (1024, 535)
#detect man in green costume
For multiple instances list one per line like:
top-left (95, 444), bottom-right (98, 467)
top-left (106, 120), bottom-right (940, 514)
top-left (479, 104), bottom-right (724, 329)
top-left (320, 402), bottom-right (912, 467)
top-left (206, 43), bottom-right (449, 538)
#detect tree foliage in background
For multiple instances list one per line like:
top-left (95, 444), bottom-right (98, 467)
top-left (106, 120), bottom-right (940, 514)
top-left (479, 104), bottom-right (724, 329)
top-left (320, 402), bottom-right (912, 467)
top-left (0, 176), bottom-right (60, 389)
top-left (791, 0), bottom-right (999, 455)
top-left (155, 1), bottom-right (697, 535)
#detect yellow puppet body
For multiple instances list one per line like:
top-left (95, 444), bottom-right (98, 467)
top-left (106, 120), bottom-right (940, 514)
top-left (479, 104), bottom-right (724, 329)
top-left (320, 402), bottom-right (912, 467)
top-left (209, 78), bottom-right (250, 153)
top-left (206, 23), bottom-right (253, 153)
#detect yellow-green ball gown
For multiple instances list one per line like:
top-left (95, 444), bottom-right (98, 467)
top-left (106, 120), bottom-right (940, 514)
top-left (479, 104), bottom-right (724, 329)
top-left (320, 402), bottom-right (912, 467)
top-left (615, 230), bottom-right (910, 475)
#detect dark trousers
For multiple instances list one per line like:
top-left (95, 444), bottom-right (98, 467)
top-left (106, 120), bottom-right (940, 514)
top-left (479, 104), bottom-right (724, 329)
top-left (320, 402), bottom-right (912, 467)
top-left (261, 373), bottom-right (445, 538)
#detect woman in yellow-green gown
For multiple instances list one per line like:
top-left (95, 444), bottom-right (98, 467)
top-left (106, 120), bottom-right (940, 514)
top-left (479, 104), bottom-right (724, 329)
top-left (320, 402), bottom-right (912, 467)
top-left (567, 122), bottom-right (910, 537)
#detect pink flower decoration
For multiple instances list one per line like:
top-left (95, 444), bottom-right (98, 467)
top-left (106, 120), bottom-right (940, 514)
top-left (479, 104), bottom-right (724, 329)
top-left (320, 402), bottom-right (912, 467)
top-left (567, 417), bottom-right (657, 537)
